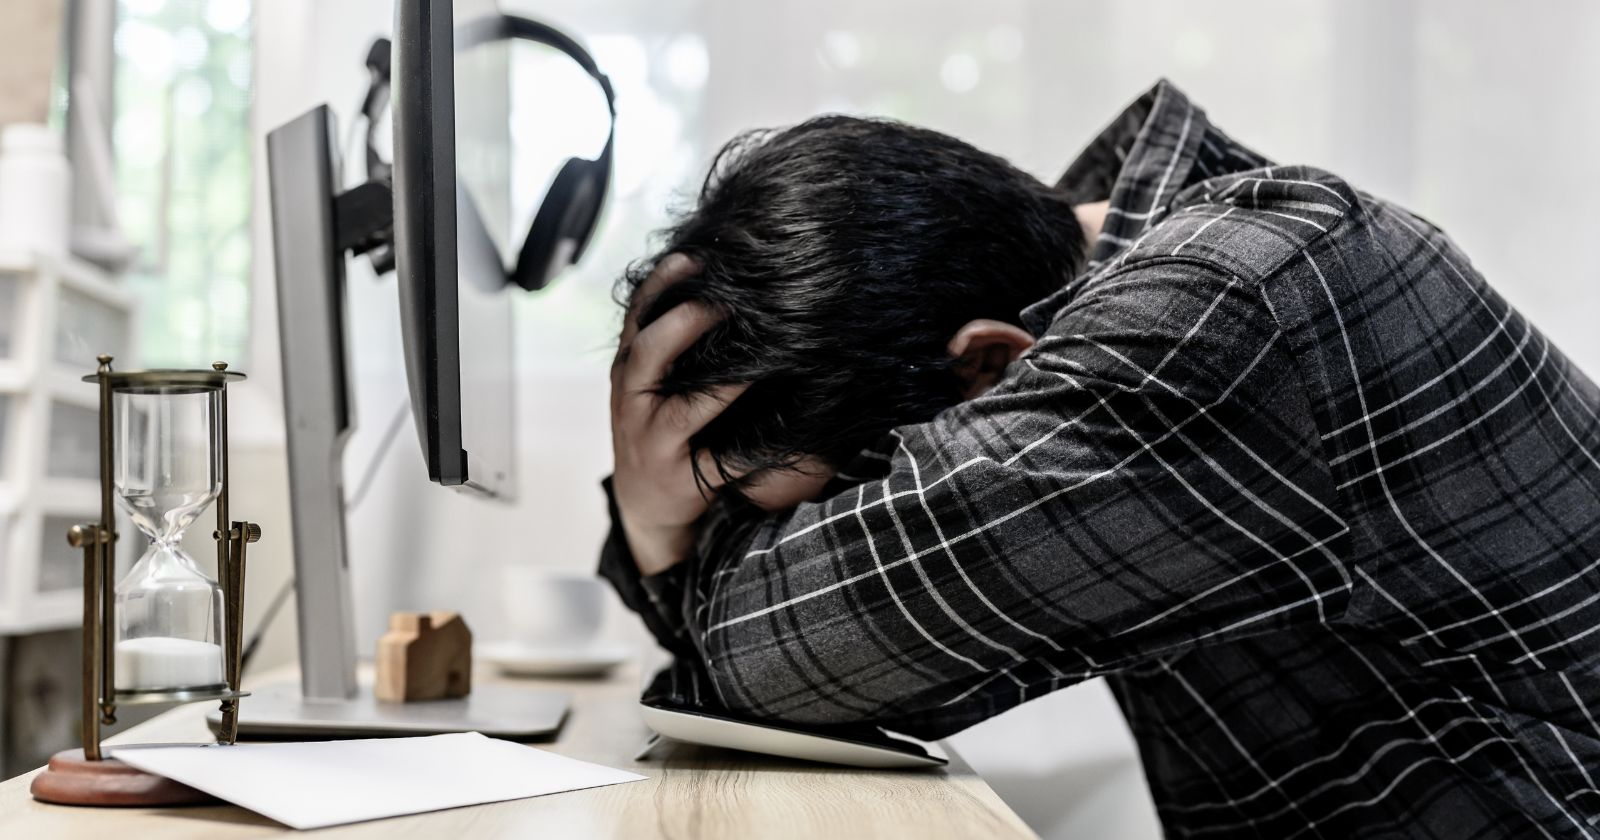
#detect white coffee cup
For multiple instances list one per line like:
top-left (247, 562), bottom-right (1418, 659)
top-left (501, 567), bottom-right (605, 651)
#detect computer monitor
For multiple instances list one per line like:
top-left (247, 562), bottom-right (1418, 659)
top-left (392, 0), bottom-right (516, 497)
top-left (217, 0), bottom-right (583, 739)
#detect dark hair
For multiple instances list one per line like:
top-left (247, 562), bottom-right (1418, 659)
top-left (622, 115), bottom-right (1085, 488)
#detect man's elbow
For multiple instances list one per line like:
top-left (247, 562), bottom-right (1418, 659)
top-left (701, 624), bottom-right (906, 728)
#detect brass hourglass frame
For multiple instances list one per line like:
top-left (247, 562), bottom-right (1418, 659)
top-left (71, 355), bottom-right (261, 760)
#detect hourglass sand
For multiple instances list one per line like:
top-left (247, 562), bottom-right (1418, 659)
top-left (30, 358), bottom-right (260, 807)
top-left (112, 383), bottom-right (228, 695)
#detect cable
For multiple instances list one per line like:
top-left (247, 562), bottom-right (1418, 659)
top-left (242, 41), bottom-right (406, 679)
top-left (343, 38), bottom-right (392, 187)
top-left (235, 400), bottom-right (410, 676)
top-left (346, 399), bottom-right (411, 511)
top-left (239, 575), bottom-right (295, 677)
top-left (238, 399), bottom-right (410, 678)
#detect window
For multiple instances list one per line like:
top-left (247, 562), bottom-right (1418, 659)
top-left (112, 0), bottom-right (253, 367)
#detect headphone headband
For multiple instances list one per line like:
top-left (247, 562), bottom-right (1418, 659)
top-left (456, 14), bottom-right (616, 166)
top-left (458, 14), bottom-right (616, 293)
top-left (360, 14), bottom-right (614, 289)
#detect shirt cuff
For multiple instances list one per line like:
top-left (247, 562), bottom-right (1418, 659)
top-left (597, 476), bottom-right (695, 657)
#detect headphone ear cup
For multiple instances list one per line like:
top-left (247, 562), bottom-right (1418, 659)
top-left (512, 157), bottom-right (606, 292)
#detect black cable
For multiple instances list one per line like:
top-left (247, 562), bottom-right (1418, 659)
top-left (361, 38), bottom-right (392, 184)
top-left (242, 39), bottom-right (410, 679)
top-left (239, 575), bottom-right (295, 677)
top-left (239, 399), bottom-right (411, 675)
top-left (346, 400), bottom-right (411, 511)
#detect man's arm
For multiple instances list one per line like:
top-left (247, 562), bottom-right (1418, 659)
top-left (611, 261), bottom-right (1351, 739)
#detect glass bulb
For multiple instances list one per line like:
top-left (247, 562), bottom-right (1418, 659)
top-left (111, 387), bottom-right (225, 692)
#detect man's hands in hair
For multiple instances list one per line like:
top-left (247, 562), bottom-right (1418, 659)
top-left (610, 254), bottom-right (833, 576)
top-left (611, 254), bottom-right (737, 576)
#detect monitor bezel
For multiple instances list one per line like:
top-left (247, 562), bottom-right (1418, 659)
top-left (392, 0), bottom-right (468, 487)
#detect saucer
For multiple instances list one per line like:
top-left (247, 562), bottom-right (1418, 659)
top-left (478, 641), bottom-right (633, 678)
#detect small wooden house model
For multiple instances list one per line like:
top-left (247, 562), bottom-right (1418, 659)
top-left (375, 611), bottom-right (472, 702)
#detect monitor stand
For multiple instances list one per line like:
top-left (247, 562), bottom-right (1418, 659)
top-left (241, 105), bottom-right (568, 740)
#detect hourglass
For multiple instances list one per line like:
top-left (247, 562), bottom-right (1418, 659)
top-left (114, 365), bottom-right (234, 697)
top-left (30, 356), bottom-right (261, 807)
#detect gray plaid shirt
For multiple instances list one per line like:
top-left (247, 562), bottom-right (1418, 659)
top-left (602, 80), bottom-right (1600, 839)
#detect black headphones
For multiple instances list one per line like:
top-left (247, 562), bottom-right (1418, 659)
top-left (363, 15), bottom-right (616, 292)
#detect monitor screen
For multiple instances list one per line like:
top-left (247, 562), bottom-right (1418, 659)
top-left (391, 0), bottom-right (516, 499)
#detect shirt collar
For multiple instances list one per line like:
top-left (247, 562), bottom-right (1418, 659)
top-left (1022, 79), bottom-right (1265, 335)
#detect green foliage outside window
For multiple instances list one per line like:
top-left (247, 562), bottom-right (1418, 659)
top-left (113, 0), bottom-right (252, 367)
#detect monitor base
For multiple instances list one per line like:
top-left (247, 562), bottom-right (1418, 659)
top-left (204, 681), bottom-right (568, 741)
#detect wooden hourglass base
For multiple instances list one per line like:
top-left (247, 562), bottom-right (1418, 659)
top-left (30, 749), bottom-right (216, 807)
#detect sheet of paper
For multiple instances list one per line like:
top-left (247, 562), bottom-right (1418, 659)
top-left (112, 732), bottom-right (646, 830)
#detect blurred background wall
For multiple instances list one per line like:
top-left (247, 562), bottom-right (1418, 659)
top-left (2, 2), bottom-right (1597, 837)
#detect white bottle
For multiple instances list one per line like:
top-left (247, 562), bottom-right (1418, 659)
top-left (0, 123), bottom-right (72, 257)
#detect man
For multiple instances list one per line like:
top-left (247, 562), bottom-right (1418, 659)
top-left (601, 80), bottom-right (1600, 838)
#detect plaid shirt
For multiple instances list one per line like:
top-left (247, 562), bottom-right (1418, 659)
top-left (601, 80), bottom-right (1600, 839)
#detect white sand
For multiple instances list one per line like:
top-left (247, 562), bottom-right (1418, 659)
top-left (115, 636), bottom-right (223, 690)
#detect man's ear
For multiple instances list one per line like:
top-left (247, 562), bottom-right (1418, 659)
top-left (946, 319), bottom-right (1035, 400)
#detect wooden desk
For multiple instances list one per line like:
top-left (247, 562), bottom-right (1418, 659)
top-left (0, 663), bottom-right (1036, 838)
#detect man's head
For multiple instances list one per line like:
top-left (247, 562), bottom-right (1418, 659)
top-left (623, 115), bottom-right (1086, 499)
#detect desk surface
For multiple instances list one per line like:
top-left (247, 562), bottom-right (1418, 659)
top-left (0, 662), bottom-right (1036, 838)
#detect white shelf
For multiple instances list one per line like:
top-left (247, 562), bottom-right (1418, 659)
top-left (0, 591), bottom-right (81, 635)
top-left (0, 249), bottom-right (128, 289)
top-left (36, 480), bottom-right (103, 511)
top-left (0, 250), bottom-right (136, 636)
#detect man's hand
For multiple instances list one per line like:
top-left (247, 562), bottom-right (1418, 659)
top-left (610, 255), bottom-right (746, 576)
top-left (611, 254), bottom-right (841, 576)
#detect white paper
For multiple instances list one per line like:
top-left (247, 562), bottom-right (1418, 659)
top-left (111, 732), bottom-right (646, 830)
